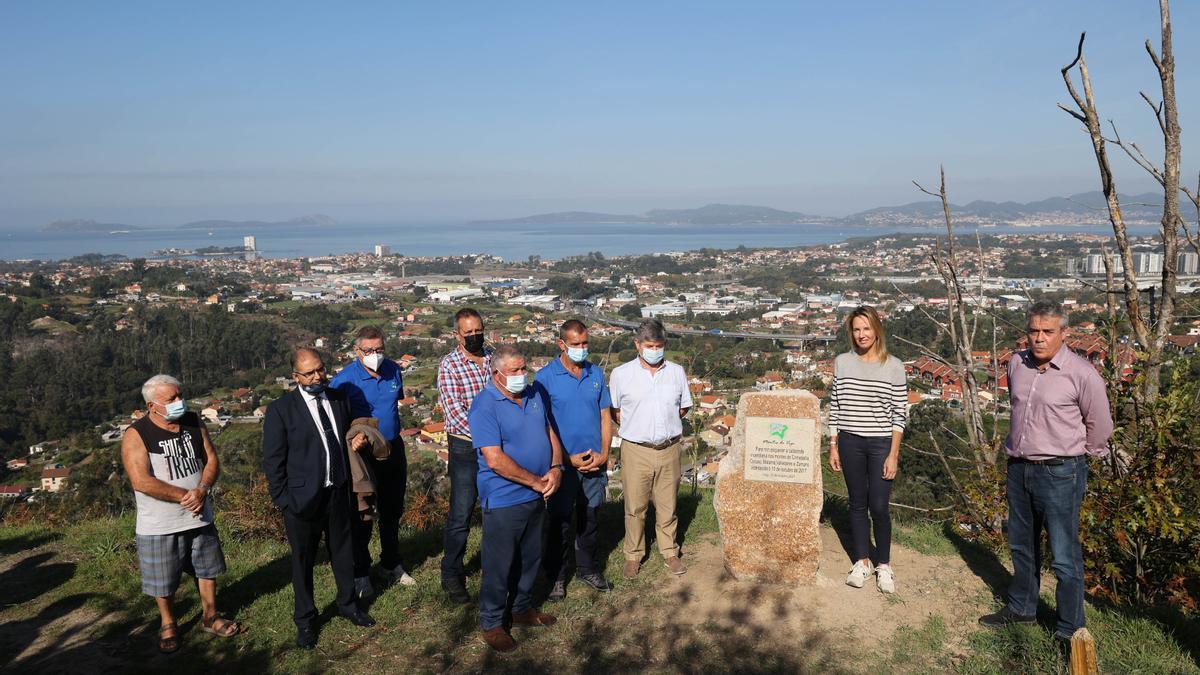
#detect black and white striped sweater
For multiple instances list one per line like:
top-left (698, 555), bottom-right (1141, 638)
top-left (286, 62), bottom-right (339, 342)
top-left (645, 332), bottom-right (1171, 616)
top-left (828, 352), bottom-right (908, 437)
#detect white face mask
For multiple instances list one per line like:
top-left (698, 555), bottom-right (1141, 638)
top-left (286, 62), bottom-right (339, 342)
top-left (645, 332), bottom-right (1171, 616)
top-left (504, 373), bottom-right (527, 394)
top-left (362, 352), bottom-right (384, 371)
top-left (641, 347), bottom-right (665, 365)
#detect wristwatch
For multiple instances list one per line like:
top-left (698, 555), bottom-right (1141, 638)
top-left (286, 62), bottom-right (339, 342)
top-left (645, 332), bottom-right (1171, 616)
top-left (551, 464), bottom-right (566, 472)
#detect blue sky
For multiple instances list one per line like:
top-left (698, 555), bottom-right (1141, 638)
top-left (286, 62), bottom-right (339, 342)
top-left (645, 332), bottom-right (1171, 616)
top-left (0, 1), bottom-right (1196, 227)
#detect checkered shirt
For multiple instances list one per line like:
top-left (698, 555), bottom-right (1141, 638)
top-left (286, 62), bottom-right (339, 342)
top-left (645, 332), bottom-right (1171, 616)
top-left (437, 346), bottom-right (492, 436)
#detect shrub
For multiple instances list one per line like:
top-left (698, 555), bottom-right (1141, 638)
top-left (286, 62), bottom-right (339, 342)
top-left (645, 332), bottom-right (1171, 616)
top-left (217, 474), bottom-right (287, 542)
top-left (1081, 367), bottom-right (1200, 610)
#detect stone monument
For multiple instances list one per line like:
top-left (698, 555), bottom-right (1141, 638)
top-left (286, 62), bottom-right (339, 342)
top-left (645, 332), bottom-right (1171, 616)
top-left (713, 389), bottom-right (823, 583)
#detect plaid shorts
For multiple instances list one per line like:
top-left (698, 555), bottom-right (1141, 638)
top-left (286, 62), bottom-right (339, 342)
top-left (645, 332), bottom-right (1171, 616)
top-left (136, 524), bottom-right (227, 597)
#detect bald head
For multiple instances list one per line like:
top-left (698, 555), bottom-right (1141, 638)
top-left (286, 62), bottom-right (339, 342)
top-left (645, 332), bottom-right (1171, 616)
top-left (293, 347), bottom-right (322, 372)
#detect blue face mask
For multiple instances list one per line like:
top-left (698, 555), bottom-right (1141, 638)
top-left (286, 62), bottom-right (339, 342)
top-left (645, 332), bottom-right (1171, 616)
top-left (504, 373), bottom-right (527, 394)
top-left (566, 347), bottom-right (589, 363)
top-left (641, 347), bottom-right (665, 365)
top-left (162, 399), bottom-right (187, 421)
top-left (302, 381), bottom-right (327, 395)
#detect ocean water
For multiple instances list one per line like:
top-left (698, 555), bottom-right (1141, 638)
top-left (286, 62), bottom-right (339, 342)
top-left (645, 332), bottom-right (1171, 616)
top-left (0, 221), bottom-right (1160, 262)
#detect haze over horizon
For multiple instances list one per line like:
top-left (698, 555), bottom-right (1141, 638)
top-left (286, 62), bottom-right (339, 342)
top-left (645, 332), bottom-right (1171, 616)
top-left (2, 1), bottom-right (1197, 230)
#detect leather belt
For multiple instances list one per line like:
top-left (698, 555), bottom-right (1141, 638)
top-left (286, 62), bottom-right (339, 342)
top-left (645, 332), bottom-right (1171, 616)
top-left (628, 435), bottom-right (681, 450)
top-left (1007, 455), bottom-right (1080, 466)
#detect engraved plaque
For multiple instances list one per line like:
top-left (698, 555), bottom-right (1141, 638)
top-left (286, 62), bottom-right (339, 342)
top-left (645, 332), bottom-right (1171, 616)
top-left (743, 416), bottom-right (815, 484)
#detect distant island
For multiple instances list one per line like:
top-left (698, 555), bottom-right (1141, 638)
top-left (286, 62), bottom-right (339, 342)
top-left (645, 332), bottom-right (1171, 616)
top-left (40, 219), bottom-right (147, 233)
top-left (38, 214), bottom-right (336, 233)
top-left (837, 191), bottom-right (1163, 226)
top-left (472, 204), bottom-right (828, 226)
top-left (177, 214), bottom-right (336, 230)
top-left (474, 193), bottom-right (1165, 228)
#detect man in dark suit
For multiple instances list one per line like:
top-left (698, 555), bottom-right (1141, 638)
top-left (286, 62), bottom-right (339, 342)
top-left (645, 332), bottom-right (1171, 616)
top-left (262, 347), bottom-right (376, 650)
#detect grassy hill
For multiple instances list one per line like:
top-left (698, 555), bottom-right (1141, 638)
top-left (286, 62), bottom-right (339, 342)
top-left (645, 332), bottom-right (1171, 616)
top-left (1, 488), bottom-right (1196, 674)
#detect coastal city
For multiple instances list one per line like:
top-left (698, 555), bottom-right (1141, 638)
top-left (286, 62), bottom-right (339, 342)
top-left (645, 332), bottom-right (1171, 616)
top-left (3, 230), bottom-right (1199, 503)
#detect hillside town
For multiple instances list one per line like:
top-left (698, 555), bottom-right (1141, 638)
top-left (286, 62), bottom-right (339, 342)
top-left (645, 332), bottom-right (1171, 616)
top-left (3, 231), bottom-right (1199, 503)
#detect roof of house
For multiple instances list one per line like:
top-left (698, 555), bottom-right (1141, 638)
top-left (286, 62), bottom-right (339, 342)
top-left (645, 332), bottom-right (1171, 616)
top-left (41, 467), bottom-right (71, 479)
top-left (421, 422), bottom-right (445, 434)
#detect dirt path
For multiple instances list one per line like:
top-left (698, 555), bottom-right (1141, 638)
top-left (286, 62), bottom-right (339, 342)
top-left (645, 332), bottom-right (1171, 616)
top-left (0, 542), bottom-right (134, 673)
top-left (579, 527), bottom-right (997, 672)
top-left (681, 527), bottom-right (989, 642)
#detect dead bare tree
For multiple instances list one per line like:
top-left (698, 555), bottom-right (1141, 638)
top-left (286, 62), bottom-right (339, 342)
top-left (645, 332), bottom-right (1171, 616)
top-left (912, 168), bottom-right (990, 465)
top-left (1058, 0), bottom-right (1182, 405)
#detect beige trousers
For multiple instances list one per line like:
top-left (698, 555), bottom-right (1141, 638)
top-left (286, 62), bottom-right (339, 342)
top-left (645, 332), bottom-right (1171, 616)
top-left (621, 439), bottom-right (682, 561)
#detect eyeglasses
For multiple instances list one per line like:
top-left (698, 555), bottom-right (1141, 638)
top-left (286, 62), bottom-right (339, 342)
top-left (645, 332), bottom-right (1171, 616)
top-left (357, 346), bottom-right (385, 355)
top-left (459, 329), bottom-right (484, 337)
top-left (294, 365), bottom-right (326, 378)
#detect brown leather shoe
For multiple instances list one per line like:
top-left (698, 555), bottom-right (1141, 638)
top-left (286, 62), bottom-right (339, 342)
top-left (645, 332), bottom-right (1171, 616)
top-left (623, 560), bottom-right (640, 578)
top-left (511, 607), bottom-right (557, 627)
top-left (665, 556), bottom-right (687, 575)
top-left (482, 627), bottom-right (516, 652)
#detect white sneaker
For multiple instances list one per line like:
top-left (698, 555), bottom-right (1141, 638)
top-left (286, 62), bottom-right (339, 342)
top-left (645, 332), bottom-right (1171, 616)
top-left (845, 560), bottom-right (873, 588)
top-left (876, 565), bottom-right (896, 594)
top-left (354, 576), bottom-right (375, 599)
top-left (380, 563), bottom-right (417, 586)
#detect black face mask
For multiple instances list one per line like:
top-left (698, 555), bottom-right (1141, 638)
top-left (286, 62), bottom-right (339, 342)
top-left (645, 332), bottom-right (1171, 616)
top-left (463, 334), bottom-right (485, 355)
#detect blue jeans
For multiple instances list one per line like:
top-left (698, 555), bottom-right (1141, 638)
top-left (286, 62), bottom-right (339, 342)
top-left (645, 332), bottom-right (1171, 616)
top-left (441, 435), bottom-right (479, 582)
top-left (1005, 455), bottom-right (1088, 639)
top-left (545, 468), bottom-right (608, 580)
top-left (480, 498), bottom-right (544, 630)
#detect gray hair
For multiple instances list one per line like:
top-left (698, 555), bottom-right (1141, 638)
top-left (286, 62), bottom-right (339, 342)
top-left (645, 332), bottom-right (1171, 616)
top-left (1027, 300), bottom-right (1068, 328)
top-left (490, 343), bottom-right (525, 372)
top-left (635, 318), bottom-right (666, 343)
top-left (142, 374), bottom-right (182, 403)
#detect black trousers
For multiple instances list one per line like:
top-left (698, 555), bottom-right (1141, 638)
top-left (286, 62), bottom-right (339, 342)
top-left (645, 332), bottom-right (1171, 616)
top-left (282, 485), bottom-right (358, 627)
top-left (838, 431), bottom-right (894, 564)
top-left (544, 469), bottom-right (606, 580)
top-left (351, 438), bottom-right (408, 576)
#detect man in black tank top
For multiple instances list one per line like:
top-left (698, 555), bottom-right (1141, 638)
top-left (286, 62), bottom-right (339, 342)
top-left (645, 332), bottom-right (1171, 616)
top-left (122, 374), bottom-right (241, 653)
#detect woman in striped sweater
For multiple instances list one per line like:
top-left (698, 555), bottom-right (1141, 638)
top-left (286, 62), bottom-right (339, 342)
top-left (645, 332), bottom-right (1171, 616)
top-left (828, 305), bottom-right (907, 594)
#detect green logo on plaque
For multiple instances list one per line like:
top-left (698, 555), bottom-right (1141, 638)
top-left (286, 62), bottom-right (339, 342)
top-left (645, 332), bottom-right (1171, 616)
top-left (769, 423), bottom-right (788, 440)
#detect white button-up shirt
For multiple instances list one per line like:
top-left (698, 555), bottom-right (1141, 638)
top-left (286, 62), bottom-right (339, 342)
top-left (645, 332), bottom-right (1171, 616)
top-left (298, 388), bottom-right (336, 487)
top-left (609, 359), bottom-right (692, 446)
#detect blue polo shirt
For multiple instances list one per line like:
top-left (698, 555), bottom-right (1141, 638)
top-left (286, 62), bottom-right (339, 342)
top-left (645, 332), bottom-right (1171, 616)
top-left (330, 358), bottom-right (404, 441)
top-left (535, 356), bottom-right (611, 457)
top-left (469, 380), bottom-right (553, 510)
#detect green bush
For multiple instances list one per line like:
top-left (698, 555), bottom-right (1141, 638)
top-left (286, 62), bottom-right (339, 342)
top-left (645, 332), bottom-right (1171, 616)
top-left (1082, 366), bottom-right (1200, 610)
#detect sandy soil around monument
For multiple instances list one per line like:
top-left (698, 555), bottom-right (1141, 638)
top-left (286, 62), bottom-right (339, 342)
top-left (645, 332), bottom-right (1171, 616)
top-left (629, 526), bottom-right (997, 665)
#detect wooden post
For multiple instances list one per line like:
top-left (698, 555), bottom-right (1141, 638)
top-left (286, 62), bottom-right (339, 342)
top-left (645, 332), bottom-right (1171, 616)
top-left (1070, 627), bottom-right (1098, 675)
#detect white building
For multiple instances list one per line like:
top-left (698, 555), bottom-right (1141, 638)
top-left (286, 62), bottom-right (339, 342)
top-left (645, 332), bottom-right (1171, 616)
top-left (1132, 251), bottom-right (1164, 275)
top-left (1084, 253), bottom-right (1123, 276)
top-left (1179, 251), bottom-right (1199, 276)
top-left (641, 303), bottom-right (687, 318)
top-left (243, 235), bottom-right (257, 251)
top-left (374, 244), bottom-right (391, 257)
top-left (430, 288), bottom-right (486, 304)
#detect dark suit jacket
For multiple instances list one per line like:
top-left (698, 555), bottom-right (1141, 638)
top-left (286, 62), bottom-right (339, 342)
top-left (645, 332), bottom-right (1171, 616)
top-left (262, 387), bottom-right (353, 520)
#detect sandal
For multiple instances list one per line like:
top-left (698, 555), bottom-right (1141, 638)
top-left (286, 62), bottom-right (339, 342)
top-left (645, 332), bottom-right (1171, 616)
top-left (201, 613), bottom-right (242, 638)
top-left (158, 622), bottom-right (181, 654)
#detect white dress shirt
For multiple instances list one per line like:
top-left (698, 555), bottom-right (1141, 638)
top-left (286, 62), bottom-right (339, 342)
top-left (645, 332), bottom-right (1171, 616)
top-left (609, 359), bottom-right (692, 446)
top-left (298, 388), bottom-right (335, 487)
